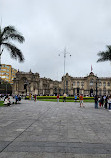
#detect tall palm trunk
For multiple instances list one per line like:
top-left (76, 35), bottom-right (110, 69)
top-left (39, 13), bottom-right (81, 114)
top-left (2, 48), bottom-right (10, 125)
top-left (0, 45), bottom-right (1, 66)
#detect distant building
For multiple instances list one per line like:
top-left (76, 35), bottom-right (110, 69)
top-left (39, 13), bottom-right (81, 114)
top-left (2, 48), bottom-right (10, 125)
top-left (0, 64), bottom-right (17, 84)
top-left (13, 70), bottom-right (111, 96)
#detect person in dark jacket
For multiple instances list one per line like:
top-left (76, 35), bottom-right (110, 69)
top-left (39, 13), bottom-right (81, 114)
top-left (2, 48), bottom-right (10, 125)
top-left (101, 96), bottom-right (104, 107)
top-left (94, 95), bottom-right (98, 109)
top-left (104, 96), bottom-right (108, 109)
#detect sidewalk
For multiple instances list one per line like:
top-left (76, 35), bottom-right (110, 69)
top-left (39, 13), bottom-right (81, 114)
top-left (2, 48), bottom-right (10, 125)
top-left (0, 100), bottom-right (111, 158)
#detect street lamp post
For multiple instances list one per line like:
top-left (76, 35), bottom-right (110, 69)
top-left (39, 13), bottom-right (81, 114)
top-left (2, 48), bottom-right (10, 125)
top-left (59, 48), bottom-right (71, 93)
top-left (96, 80), bottom-right (97, 96)
top-left (0, 48), bottom-right (3, 67)
top-left (95, 78), bottom-right (99, 96)
top-left (6, 82), bottom-right (7, 95)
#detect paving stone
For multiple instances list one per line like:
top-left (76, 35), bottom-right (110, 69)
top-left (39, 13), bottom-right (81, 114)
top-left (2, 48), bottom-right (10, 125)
top-left (0, 100), bottom-right (111, 157)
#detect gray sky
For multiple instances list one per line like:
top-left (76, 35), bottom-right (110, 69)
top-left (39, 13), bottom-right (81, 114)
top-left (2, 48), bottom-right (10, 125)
top-left (1, 0), bottom-right (111, 80)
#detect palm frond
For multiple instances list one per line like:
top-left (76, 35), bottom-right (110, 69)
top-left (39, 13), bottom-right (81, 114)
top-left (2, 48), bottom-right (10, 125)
top-left (3, 33), bottom-right (25, 43)
top-left (106, 45), bottom-right (111, 51)
top-left (0, 25), bottom-right (25, 62)
top-left (1, 26), bottom-right (16, 37)
top-left (2, 42), bottom-right (24, 62)
top-left (97, 46), bottom-right (111, 63)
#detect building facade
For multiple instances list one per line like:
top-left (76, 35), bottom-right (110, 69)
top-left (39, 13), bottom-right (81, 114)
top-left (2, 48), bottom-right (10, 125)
top-left (0, 64), bottom-right (17, 84)
top-left (12, 70), bottom-right (111, 96)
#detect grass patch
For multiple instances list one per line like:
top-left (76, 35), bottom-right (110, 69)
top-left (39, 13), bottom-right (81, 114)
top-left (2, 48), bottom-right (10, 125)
top-left (0, 101), bottom-right (4, 106)
top-left (37, 99), bottom-right (94, 103)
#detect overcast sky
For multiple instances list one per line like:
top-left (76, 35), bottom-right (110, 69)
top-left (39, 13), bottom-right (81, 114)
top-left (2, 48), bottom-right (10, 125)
top-left (1, 0), bottom-right (111, 80)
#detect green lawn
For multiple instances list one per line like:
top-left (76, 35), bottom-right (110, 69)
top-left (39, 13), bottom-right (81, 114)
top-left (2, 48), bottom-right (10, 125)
top-left (0, 101), bottom-right (4, 106)
top-left (37, 99), bottom-right (94, 102)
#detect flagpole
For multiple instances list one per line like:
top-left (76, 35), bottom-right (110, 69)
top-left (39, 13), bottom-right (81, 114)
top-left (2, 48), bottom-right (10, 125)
top-left (91, 65), bottom-right (93, 72)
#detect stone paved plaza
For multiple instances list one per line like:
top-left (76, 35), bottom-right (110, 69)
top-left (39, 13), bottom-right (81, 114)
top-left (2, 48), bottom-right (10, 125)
top-left (0, 100), bottom-right (111, 158)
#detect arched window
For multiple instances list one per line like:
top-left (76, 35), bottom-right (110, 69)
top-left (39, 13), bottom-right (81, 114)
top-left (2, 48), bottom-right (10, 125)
top-left (103, 88), bottom-right (106, 94)
top-left (99, 82), bottom-right (102, 86)
top-left (77, 81), bottom-right (80, 86)
top-left (103, 82), bottom-right (106, 87)
top-left (90, 79), bottom-right (93, 86)
top-left (73, 82), bottom-right (75, 86)
top-left (81, 82), bottom-right (84, 86)
top-left (107, 82), bottom-right (110, 86)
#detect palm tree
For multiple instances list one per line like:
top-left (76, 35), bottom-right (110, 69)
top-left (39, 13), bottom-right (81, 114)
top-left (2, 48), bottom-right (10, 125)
top-left (0, 25), bottom-right (25, 64)
top-left (97, 45), bottom-right (111, 63)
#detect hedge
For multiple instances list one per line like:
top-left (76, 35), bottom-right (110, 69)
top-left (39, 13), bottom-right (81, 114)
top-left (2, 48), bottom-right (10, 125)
top-left (25, 96), bottom-right (94, 100)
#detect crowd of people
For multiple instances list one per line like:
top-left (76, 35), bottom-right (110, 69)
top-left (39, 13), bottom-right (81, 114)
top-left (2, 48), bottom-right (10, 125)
top-left (3, 94), bottom-right (22, 106)
top-left (2, 93), bottom-right (111, 111)
top-left (94, 95), bottom-right (111, 110)
top-left (56, 93), bottom-right (111, 110)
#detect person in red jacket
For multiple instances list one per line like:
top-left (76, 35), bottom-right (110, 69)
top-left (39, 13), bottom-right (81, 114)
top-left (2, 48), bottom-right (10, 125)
top-left (34, 94), bottom-right (37, 101)
top-left (57, 94), bottom-right (60, 102)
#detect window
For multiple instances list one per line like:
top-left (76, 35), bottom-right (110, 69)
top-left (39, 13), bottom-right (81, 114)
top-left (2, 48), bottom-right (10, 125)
top-left (2, 72), bottom-right (6, 75)
top-left (77, 81), bottom-right (80, 86)
top-left (66, 80), bottom-right (68, 86)
top-left (1, 76), bottom-right (5, 78)
top-left (103, 88), bottom-right (106, 94)
top-left (99, 82), bottom-right (102, 86)
top-left (103, 82), bottom-right (106, 87)
top-left (2, 69), bottom-right (6, 71)
top-left (81, 82), bottom-right (84, 86)
top-left (107, 82), bottom-right (110, 86)
top-left (73, 82), bottom-right (75, 86)
top-left (90, 79), bottom-right (93, 86)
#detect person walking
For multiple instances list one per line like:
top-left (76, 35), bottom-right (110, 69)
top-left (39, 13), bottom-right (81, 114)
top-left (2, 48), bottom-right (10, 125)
top-left (57, 94), bottom-right (60, 102)
top-left (108, 95), bottom-right (111, 110)
top-left (74, 94), bottom-right (77, 102)
top-left (104, 96), bottom-right (108, 109)
top-left (34, 94), bottom-right (37, 101)
top-left (79, 94), bottom-right (84, 107)
top-left (94, 95), bottom-right (98, 109)
top-left (101, 96), bottom-right (104, 107)
top-left (15, 95), bottom-right (18, 104)
top-left (63, 93), bottom-right (67, 102)
top-left (29, 93), bottom-right (31, 100)
top-left (98, 96), bottom-right (101, 107)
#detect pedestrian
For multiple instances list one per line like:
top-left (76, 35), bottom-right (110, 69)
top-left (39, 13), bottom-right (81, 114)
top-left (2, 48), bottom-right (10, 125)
top-left (34, 94), bottom-right (37, 101)
top-left (29, 93), bottom-right (31, 100)
top-left (57, 94), bottom-right (59, 102)
top-left (108, 95), bottom-right (111, 110)
top-left (79, 94), bottom-right (84, 107)
top-left (101, 96), bottom-right (104, 107)
top-left (4, 95), bottom-right (11, 106)
top-left (15, 95), bottom-right (18, 104)
top-left (104, 96), bottom-right (108, 109)
top-left (31, 94), bottom-right (33, 100)
top-left (98, 96), bottom-right (101, 107)
top-left (63, 93), bottom-right (67, 102)
top-left (94, 95), bottom-right (98, 109)
top-left (74, 94), bottom-right (77, 102)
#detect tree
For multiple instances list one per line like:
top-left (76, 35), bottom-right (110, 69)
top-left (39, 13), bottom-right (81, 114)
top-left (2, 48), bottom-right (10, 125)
top-left (0, 25), bottom-right (25, 63)
top-left (97, 45), bottom-right (111, 63)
